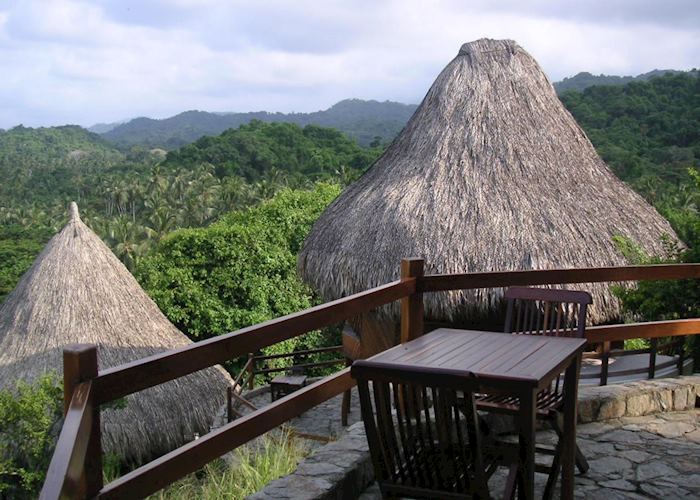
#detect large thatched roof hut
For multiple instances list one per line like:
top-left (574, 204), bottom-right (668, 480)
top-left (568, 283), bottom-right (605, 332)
top-left (298, 39), bottom-right (678, 353)
top-left (0, 203), bottom-right (233, 463)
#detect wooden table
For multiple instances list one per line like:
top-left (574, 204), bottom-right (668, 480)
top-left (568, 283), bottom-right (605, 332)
top-left (364, 328), bottom-right (586, 500)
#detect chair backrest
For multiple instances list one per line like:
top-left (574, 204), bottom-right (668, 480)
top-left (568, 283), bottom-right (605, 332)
top-left (351, 361), bottom-right (490, 499)
top-left (504, 286), bottom-right (592, 339)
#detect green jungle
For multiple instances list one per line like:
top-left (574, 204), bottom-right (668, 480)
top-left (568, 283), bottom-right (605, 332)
top-left (1, 72), bottom-right (699, 497)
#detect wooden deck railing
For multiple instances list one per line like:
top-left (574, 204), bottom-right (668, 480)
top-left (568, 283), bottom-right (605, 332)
top-left (41, 260), bottom-right (700, 499)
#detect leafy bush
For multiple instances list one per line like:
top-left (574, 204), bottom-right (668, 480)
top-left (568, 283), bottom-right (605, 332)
top-left (0, 374), bottom-right (63, 499)
top-left (136, 183), bottom-right (342, 373)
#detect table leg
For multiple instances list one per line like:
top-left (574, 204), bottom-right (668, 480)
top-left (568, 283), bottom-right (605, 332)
top-left (561, 353), bottom-right (581, 500)
top-left (517, 387), bottom-right (537, 500)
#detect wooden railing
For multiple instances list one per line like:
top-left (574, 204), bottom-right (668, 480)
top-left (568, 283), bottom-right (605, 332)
top-left (249, 345), bottom-right (344, 381)
top-left (226, 345), bottom-right (343, 420)
top-left (40, 260), bottom-right (700, 499)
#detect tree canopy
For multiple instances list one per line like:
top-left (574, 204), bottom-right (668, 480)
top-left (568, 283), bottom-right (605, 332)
top-left (164, 120), bottom-right (381, 182)
top-left (136, 183), bottom-right (341, 340)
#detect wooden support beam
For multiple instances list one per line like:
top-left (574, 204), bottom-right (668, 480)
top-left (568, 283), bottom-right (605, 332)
top-left (401, 258), bottom-right (425, 343)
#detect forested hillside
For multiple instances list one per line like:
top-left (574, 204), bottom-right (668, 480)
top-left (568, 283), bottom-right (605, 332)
top-left (100, 99), bottom-right (417, 149)
top-left (1, 72), bottom-right (699, 311)
top-left (0, 121), bottom-right (380, 302)
top-left (164, 120), bottom-right (381, 182)
top-left (553, 69), bottom-right (696, 94)
top-left (560, 72), bottom-right (700, 194)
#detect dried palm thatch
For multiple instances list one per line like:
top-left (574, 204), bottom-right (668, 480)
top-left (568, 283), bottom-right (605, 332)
top-left (0, 203), bottom-right (233, 463)
top-left (299, 38), bottom-right (680, 325)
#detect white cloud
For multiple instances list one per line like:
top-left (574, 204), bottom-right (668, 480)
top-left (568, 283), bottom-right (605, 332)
top-left (0, 0), bottom-right (698, 128)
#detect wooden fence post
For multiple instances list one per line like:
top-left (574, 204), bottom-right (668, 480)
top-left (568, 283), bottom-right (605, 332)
top-left (63, 344), bottom-right (102, 497)
top-left (400, 258), bottom-right (425, 344)
top-left (247, 353), bottom-right (255, 390)
top-left (599, 341), bottom-right (610, 386)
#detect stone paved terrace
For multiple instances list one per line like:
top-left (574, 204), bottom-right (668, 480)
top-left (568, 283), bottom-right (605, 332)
top-left (360, 410), bottom-right (700, 499)
top-left (245, 376), bottom-right (700, 499)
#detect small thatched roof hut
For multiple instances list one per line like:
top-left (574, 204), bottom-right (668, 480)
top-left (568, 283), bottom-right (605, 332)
top-left (0, 203), bottom-right (233, 463)
top-left (299, 39), bottom-right (678, 341)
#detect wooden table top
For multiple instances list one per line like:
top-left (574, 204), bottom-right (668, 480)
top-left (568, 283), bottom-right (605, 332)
top-left (270, 375), bottom-right (307, 385)
top-left (366, 328), bottom-right (587, 390)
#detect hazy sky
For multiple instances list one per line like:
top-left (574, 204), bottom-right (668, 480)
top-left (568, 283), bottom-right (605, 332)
top-left (0, 0), bottom-right (698, 129)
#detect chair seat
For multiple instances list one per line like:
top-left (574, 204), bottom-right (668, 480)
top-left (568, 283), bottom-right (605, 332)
top-left (476, 389), bottom-right (564, 417)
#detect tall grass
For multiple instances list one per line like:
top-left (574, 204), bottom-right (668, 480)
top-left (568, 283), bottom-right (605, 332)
top-left (149, 429), bottom-right (308, 499)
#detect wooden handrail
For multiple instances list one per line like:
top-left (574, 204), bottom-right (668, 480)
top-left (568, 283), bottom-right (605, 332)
top-left (94, 278), bottom-right (414, 404)
top-left (41, 261), bottom-right (700, 500)
top-left (97, 369), bottom-right (354, 499)
top-left (422, 263), bottom-right (700, 292)
top-left (585, 318), bottom-right (700, 343)
top-left (40, 381), bottom-right (94, 500)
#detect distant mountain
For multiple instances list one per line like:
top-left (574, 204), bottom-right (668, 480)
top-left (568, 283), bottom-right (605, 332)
top-left (101, 99), bottom-right (418, 149)
top-left (553, 69), bottom-right (698, 94)
top-left (88, 120), bottom-right (127, 134)
top-left (97, 70), bottom-right (697, 150)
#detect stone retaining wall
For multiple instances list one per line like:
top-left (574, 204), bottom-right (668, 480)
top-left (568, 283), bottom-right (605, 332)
top-left (578, 375), bottom-right (700, 423)
top-left (247, 422), bottom-right (372, 500)
top-left (247, 375), bottom-right (700, 500)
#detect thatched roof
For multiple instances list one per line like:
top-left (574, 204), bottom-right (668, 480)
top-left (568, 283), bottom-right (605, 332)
top-left (298, 39), bottom-right (680, 324)
top-left (0, 203), bottom-right (233, 463)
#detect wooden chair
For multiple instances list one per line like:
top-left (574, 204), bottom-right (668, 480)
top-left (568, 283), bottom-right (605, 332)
top-left (476, 286), bottom-right (592, 499)
top-left (352, 360), bottom-right (516, 499)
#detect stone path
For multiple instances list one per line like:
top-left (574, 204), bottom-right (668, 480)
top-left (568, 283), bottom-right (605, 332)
top-left (359, 409), bottom-right (700, 499)
top-left (235, 384), bottom-right (363, 451)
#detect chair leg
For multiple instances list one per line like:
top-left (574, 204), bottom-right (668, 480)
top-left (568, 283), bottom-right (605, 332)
top-left (551, 414), bottom-right (589, 474)
top-left (503, 463), bottom-right (518, 500)
top-left (543, 442), bottom-right (561, 500)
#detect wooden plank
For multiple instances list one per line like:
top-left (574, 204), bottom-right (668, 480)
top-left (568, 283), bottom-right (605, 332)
top-left (585, 319), bottom-right (700, 344)
top-left (97, 369), bottom-right (355, 500)
top-left (95, 280), bottom-right (413, 404)
top-left (422, 264), bottom-right (700, 292)
top-left (40, 382), bottom-right (94, 500)
top-left (400, 258), bottom-right (425, 343)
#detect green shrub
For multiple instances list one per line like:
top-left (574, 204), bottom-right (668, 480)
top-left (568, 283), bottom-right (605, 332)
top-left (0, 374), bottom-right (63, 499)
top-left (137, 183), bottom-right (343, 375)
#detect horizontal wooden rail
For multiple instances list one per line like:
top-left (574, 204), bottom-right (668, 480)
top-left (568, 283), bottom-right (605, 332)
top-left (40, 382), bottom-right (94, 500)
top-left (97, 369), bottom-right (354, 499)
top-left (94, 279), bottom-right (414, 404)
top-left (580, 358), bottom-right (679, 379)
top-left (586, 318), bottom-right (700, 344)
top-left (252, 345), bottom-right (342, 361)
top-left (422, 264), bottom-right (700, 292)
top-left (255, 358), bottom-right (344, 375)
